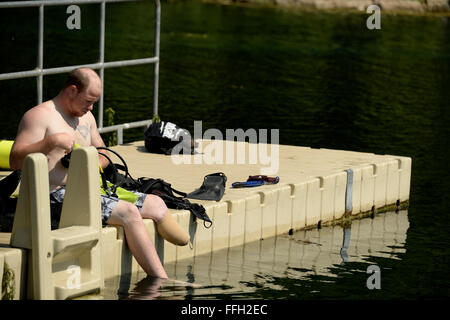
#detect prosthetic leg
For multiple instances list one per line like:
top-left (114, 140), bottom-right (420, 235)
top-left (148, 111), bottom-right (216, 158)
top-left (155, 212), bottom-right (190, 246)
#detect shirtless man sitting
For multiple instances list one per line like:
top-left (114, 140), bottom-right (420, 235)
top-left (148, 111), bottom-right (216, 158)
top-left (9, 67), bottom-right (189, 279)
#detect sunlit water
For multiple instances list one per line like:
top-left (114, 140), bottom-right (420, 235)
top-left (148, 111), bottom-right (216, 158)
top-left (92, 210), bottom-right (408, 300)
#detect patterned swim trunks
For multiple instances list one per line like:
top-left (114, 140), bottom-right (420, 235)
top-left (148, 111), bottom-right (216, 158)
top-left (49, 185), bottom-right (147, 229)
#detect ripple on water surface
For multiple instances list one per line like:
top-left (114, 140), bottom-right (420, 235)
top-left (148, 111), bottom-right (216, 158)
top-left (89, 210), bottom-right (409, 300)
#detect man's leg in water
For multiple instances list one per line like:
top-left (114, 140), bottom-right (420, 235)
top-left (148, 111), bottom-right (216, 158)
top-left (106, 200), bottom-right (167, 279)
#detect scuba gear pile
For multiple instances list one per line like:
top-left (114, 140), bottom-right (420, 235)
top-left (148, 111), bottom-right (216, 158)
top-left (96, 147), bottom-right (139, 201)
top-left (231, 175), bottom-right (280, 188)
top-left (186, 172), bottom-right (227, 202)
top-left (100, 157), bottom-right (213, 228)
top-left (63, 145), bottom-right (141, 204)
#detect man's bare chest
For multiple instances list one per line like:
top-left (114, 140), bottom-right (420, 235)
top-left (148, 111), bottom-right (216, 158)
top-left (46, 118), bottom-right (92, 146)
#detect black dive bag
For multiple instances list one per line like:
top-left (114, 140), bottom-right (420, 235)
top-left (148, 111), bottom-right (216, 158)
top-left (144, 121), bottom-right (196, 155)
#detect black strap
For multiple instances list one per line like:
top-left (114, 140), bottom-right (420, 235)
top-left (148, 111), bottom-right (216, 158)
top-left (98, 151), bottom-right (117, 196)
top-left (97, 147), bottom-right (140, 195)
top-left (169, 186), bottom-right (187, 197)
top-left (137, 178), bottom-right (162, 194)
top-left (138, 177), bottom-right (187, 198)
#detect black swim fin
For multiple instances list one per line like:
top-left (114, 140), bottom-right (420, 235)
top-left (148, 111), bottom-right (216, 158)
top-left (186, 172), bottom-right (227, 202)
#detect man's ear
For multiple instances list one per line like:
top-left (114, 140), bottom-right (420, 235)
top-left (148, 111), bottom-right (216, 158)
top-left (68, 85), bottom-right (78, 98)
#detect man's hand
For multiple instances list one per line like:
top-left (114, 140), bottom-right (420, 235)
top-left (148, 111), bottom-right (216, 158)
top-left (10, 132), bottom-right (75, 171)
top-left (46, 133), bottom-right (75, 154)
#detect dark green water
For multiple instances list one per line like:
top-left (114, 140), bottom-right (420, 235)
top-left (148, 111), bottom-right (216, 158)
top-left (97, 209), bottom-right (412, 300)
top-left (1, 1), bottom-right (449, 299)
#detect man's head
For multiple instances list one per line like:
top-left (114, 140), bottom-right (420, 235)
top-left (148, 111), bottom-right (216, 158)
top-left (61, 68), bottom-right (102, 117)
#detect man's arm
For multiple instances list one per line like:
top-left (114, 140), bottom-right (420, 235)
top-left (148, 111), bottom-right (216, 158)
top-left (10, 107), bottom-right (74, 170)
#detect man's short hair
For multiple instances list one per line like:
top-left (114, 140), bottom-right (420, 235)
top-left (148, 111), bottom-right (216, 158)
top-left (63, 68), bottom-right (92, 92)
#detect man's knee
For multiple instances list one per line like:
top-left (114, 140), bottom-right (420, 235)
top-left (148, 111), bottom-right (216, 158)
top-left (109, 200), bottom-right (143, 226)
top-left (142, 194), bottom-right (168, 222)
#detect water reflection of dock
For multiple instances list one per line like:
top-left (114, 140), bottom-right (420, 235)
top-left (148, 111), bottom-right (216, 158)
top-left (96, 210), bottom-right (409, 299)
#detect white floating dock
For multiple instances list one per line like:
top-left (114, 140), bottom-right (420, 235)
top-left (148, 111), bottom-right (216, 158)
top-left (0, 140), bottom-right (411, 299)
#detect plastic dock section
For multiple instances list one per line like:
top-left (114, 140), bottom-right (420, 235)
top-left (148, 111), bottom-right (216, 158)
top-left (0, 140), bottom-right (411, 299)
